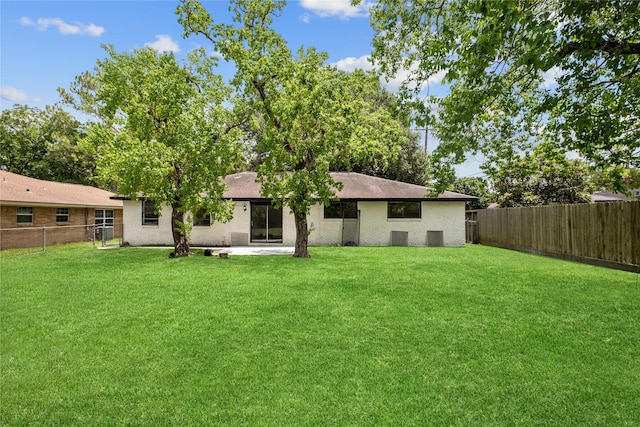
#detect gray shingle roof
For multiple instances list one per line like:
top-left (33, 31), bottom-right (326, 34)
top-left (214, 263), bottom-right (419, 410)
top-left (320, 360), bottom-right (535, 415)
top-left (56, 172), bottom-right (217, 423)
top-left (223, 172), bottom-right (475, 201)
top-left (0, 171), bottom-right (123, 208)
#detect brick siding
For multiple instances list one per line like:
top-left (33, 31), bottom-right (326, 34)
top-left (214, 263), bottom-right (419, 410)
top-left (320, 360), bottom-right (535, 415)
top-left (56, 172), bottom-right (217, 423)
top-left (0, 206), bottom-right (123, 250)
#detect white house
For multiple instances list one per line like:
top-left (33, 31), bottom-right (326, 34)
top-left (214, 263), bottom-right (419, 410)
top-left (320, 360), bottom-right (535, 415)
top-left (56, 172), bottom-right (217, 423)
top-left (118, 172), bottom-right (475, 247)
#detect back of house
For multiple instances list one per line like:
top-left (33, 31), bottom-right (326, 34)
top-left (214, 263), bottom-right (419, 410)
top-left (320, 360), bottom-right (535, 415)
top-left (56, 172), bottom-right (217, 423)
top-left (119, 172), bottom-right (475, 248)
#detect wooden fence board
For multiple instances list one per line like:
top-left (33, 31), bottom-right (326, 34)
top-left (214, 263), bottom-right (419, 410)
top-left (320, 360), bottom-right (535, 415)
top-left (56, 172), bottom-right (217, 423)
top-left (477, 201), bottom-right (639, 272)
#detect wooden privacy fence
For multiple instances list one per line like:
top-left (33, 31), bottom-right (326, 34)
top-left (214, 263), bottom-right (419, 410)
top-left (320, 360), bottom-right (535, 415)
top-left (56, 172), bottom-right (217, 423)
top-left (477, 201), bottom-right (639, 272)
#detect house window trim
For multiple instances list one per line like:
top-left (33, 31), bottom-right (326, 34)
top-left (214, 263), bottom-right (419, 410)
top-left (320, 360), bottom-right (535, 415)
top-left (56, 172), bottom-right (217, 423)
top-left (95, 209), bottom-right (115, 227)
top-left (142, 200), bottom-right (159, 226)
top-left (56, 207), bottom-right (70, 224)
top-left (324, 201), bottom-right (358, 219)
top-left (17, 206), bottom-right (34, 224)
top-left (193, 209), bottom-right (211, 227)
top-left (387, 201), bottom-right (422, 220)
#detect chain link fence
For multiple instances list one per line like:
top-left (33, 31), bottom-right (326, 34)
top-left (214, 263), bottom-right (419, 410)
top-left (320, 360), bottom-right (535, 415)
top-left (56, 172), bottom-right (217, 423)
top-left (0, 223), bottom-right (123, 252)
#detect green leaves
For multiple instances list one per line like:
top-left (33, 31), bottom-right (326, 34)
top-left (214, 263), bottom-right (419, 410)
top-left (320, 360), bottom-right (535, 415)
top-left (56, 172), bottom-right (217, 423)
top-left (65, 44), bottom-right (242, 255)
top-left (362, 0), bottom-right (640, 192)
top-left (179, 0), bottom-right (405, 256)
top-left (488, 143), bottom-right (594, 207)
top-left (0, 105), bottom-right (95, 185)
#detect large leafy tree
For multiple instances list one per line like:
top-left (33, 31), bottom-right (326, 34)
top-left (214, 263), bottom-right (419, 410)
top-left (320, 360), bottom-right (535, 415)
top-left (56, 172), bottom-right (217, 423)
top-left (178, 0), bottom-right (404, 257)
top-left (336, 83), bottom-right (429, 185)
top-left (361, 0), bottom-right (640, 193)
top-left (488, 143), bottom-right (594, 207)
top-left (349, 130), bottom-right (430, 185)
top-left (448, 177), bottom-right (491, 210)
top-left (0, 104), bottom-right (95, 185)
top-left (61, 46), bottom-right (242, 257)
top-left (242, 72), bottom-right (428, 186)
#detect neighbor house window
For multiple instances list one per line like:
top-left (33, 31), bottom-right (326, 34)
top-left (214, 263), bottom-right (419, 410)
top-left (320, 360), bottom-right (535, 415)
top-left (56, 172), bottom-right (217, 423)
top-left (56, 208), bottom-right (69, 223)
top-left (95, 209), bottom-right (114, 227)
top-left (324, 201), bottom-right (358, 219)
top-left (17, 207), bottom-right (33, 224)
top-left (142, 200), bottom-right (159, 225)
top-left (193, 209), bottom-right (211, 226)
top-left (387, 202), bottom-right (421, 219)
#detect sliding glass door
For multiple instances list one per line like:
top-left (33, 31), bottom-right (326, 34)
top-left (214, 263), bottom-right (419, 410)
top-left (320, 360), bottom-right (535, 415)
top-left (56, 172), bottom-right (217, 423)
top-left (250, 203), bottom-right (282, 243)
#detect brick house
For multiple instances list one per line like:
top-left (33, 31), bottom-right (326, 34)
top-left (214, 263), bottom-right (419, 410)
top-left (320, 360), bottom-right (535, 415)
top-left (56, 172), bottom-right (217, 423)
top-left (0, 171), bottom-right (123, 250)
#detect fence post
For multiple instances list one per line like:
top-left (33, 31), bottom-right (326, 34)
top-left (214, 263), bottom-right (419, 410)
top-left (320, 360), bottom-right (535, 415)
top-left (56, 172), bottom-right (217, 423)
top-left (43, 227), bottom-right (46, 252)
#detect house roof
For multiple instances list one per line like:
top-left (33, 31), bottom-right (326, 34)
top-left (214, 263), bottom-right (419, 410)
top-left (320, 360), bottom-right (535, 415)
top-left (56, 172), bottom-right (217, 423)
top-left (0, 171), bottom-right (123, 208)
top-left (592, 191), bottom-right (638, 202)
top-left (223, 172), bottom-right (476, 201)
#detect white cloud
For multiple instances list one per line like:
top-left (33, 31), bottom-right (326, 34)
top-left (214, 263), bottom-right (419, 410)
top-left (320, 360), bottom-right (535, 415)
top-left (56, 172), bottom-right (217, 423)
top-left (20, 16), bottom-right (104, 37)
top-left (332, 55), bottom-right (447, 92)
top-left (333, 55), bottom-right (375, 72)
top-left (1, 86), bottom-right (42, 103)
top-left (541, 66), bottom-right (563, 88)
top-left (301, 0), bottom-right (372, 19)
top-left (145, 35), bottom-right (180, 53)
top-left (300, 13), bottom-right (311, 24)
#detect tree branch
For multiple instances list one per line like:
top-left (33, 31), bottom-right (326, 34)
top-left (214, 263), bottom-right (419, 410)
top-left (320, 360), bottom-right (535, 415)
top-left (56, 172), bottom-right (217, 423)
top-left (556, 39), bottom-right (640, 58)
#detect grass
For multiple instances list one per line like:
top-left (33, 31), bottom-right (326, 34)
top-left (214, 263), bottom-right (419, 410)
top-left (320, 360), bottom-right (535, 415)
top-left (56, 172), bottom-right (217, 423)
top-left (1, 245), bottom-right (638, 426)
top-left (0, 239), bottom-right (120, 258)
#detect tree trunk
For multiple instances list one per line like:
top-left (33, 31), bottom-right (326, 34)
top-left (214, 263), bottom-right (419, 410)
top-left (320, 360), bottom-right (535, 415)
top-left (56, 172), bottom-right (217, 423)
top-left (292, 207), bottom-right (310, 258)
top-left (171, 205), bottom-right (191, 257)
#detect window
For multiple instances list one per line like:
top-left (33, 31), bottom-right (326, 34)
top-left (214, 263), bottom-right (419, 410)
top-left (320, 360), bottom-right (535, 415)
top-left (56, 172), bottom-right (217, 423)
top-left (193, 209), bottom-right (211, 227)
top-left (95, 209), bottom-right (114, 226)
top-left (17, 207), bottom-right (33, 224)
top-left (142, 200), bottom-right (159, 225)
top-left (387, 202), bottom-right (421, 219)
top-left (56, 208), bottom-right (69, 223)
top-left (324, 201), bottom-right (358, 219)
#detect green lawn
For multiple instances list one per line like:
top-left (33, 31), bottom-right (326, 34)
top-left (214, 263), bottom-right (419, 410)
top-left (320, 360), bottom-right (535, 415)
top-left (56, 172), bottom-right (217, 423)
top-left (1, 246), bottom-right (638, 426)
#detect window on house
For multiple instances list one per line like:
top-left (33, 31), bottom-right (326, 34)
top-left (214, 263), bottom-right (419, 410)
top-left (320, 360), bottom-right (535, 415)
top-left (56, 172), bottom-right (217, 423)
top-left (387, 201), bottom-right (421, 219)
top-left (56, 208), bottom-right (69, 223)
top-left (324, 201), bottom-right (358, 219)
top-left (142, 200), bottom-right (159, 225)
top-left (95, 209), bottom-right (114, 227)
top-left (193, 209), bottom-right (211, 226)
top-left (17, 207), bottom-right (33, 224)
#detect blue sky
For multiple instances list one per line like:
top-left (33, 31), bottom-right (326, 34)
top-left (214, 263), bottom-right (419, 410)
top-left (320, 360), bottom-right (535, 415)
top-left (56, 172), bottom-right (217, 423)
top-left (1, 0), bottom-right (483, 177)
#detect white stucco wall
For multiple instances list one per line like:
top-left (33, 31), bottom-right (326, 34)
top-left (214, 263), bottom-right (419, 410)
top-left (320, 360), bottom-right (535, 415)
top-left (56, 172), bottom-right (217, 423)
top-left (307, 203), bottom-right (343, 246)
top-left (123, 200), bottom-right (297, 247)
top-left (122, 200), bottom-right (173, 246)
top-left (353, 201), bottom-right (466, 246)
top-left (122, 199), bottom-right (466, 247)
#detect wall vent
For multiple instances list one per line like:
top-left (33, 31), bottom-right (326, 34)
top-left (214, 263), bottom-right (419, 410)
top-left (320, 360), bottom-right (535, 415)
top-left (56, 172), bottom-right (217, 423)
top-left (427, 230), bottom-right (444, 247)
top-left (231, 232), bottom-right (248, 246)
top-left (391, 231), bottom-right (409, 246)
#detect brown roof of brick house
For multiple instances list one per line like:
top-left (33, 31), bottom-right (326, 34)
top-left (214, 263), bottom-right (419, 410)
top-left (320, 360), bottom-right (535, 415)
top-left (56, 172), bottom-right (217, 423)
top-left (222, 172), bottom-right (475, 201)
top-left (0, 171), bottom-right (123, 208)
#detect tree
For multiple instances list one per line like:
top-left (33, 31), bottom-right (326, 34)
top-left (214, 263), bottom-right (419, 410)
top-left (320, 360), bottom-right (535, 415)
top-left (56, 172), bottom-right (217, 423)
top-left (0, 104), bottom-right (95, 185)
top-left (178, 0), bottom-right (404, 257)
top-left (487, 143), bottom-right (594, 207)
top-left (334, 84), bottom-right (429, 185)
top-left (241, 71), bottom-right (428, 186)
top-left (448, 177), bottom-right (491, 210)
top-left (360, 0), bottom-right (640, 193)
top-left (348, 129), bottom-right (430, 185)
top-left (61, 46), bottom-right (242, 257)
